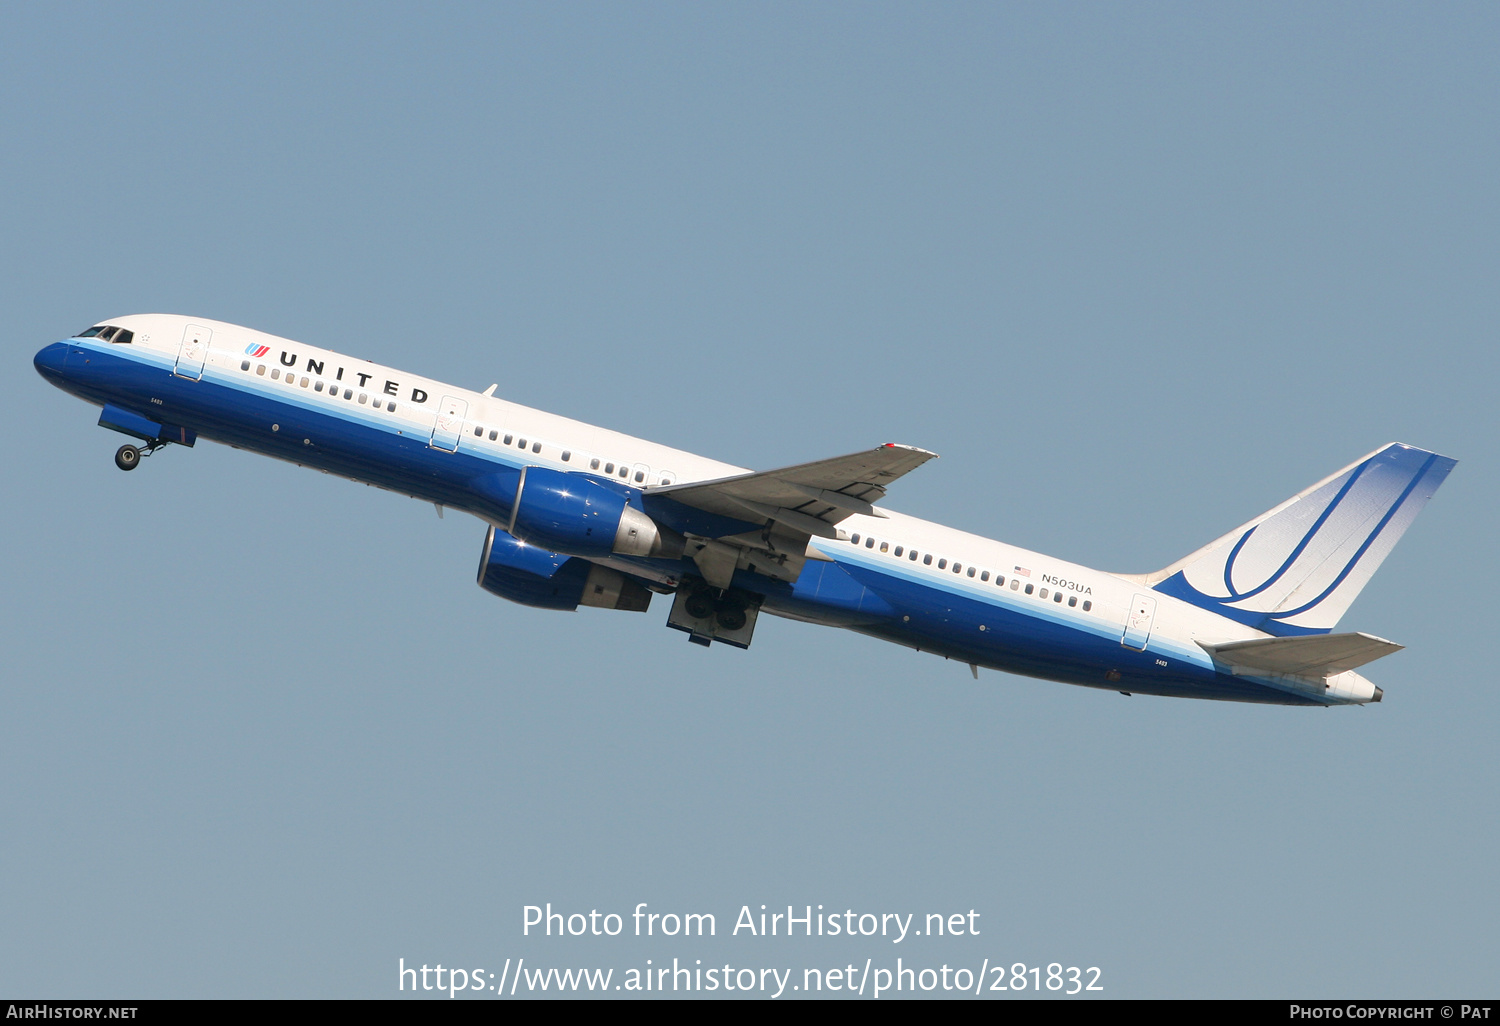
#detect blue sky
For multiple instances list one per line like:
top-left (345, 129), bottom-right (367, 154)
top-left (3, 2), bottom-right (1496, 998)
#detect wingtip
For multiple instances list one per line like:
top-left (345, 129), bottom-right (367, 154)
top-left (882, 442), bottom-right (939, 459)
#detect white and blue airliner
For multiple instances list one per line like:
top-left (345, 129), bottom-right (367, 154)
top-left (35, 314), bottom-right (1456, 706)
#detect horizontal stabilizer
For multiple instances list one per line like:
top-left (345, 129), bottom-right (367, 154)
top-left (1199, 632), bottom-right (1402, 677)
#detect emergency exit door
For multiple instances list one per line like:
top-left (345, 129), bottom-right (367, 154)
top-left (430, 395), bottom-right (468, 452)
top-left (174, 324), bottom-right (212, 380)
top-left (1121, 594), bottom-right (1157, 651)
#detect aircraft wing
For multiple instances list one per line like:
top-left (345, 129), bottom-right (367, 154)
top-left (1199, 632), bottom-right (1403, 677)
top-left (656, 443), bottom-right (938, 539)
top-left (648, 443), bottom-right (937, 589)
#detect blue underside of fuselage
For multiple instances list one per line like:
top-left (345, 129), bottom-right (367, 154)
top-left (39, 341), bottom-right (1318, 705)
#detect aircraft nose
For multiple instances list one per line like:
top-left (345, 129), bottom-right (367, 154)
top-left (33, 341), bottom-right (69, 384)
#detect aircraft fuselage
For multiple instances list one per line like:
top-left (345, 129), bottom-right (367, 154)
top-left (38, 314), bottom-right (1448, 706)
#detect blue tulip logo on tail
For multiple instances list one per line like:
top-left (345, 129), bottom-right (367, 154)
top-left (1149, 443), bottom-right (1456, 636)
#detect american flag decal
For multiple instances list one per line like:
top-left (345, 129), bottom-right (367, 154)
top-left (1013, 566), bottom-right (1031, 578)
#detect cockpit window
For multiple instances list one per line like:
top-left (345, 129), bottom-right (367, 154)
top-left (77, 324), bottom-right (133, 343)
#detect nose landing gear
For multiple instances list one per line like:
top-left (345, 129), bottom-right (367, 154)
top-left (113, 440), bottom-right (168, 471)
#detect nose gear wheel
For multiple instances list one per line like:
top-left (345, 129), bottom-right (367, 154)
top-left (113, 439), bottom-right (169, 471)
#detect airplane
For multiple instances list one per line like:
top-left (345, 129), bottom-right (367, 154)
top-left (34, 314), bottom-right (1456, 706)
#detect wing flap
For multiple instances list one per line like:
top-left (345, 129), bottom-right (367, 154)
top-left (1199, 632), bottom-right (1403, 677)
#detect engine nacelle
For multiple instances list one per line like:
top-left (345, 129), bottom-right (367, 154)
top-left (477, 526), bottom-right (652, 612)
top-left (508, 466), bottom-right (682, 559)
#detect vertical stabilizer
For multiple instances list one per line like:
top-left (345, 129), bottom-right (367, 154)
top-left (1147, 443), bottom-right (1456, 636)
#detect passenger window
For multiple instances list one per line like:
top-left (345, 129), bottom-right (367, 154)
top-left (1053, 591), bottom-right (1063, 603)
top-left (314, 380), bottom-right (323, 392)
top-left (387, 402), bottom-right (397, 411)
top-left (1025, 584), bottom-right (1034, 595)
top-left (997, 575), bottom-right (1005, 587)
top-left (535, 442), bottom-right (543, 454)
top-left (850, 534), bottom-right (860, 545)
top-left (1082, 600), bottom-right (1092, 612)
top-left (490, 430), bottom-right (498, 441)
top-left (952, 563), bottom-right (962, 573)
top-left (257, 365), bottom-right (265, 375)
top-left (865, 537), bottom-right (875, 548)
top-left (1068, 596), bottom-right (1077, 607)
top-left (358, 394), bottom-right (367, 404)
top-left (909, 550), bottom-right (918, 561)
top-left (618, 466), bottom-right (628, 478)
top-left (505, 435), bottom-right (514, 445)
top-left (518, 438), bottom-right (527, 449)
top-left (967, 567), bottom-right (976, 578)
top-left (271, 368), bottom-right (280, 380)
top-left (562, 451), bottom-right (571, 461)
top-left (605, 463), bottom-right (614, 474)
top-left (300, 377), bottom-right (309, 387)
top-left (344, 389), bottom-right (352, 399)
top-left (894, 546), bottom-right (903, 557)
top-left (938, 559), bottom-right (947, 569)
top-left (660, 474), bottom-right (674, 485)
top-left (1039, 588), bottom-right (1048, 599)
top-left (474, 426), bottom-right (483, 437)
top-left (635, 470), bottom-right (644, 482)
top-left (241, 360), bottom-right (251, 371)
top-left (923, 554), bottom-right (933, 565)
top-left (1011, 579), bottom-right (1020, 590)
top-left (980, 570), bottom-right (989, 581)
top-left (591, 458), bottom-right (600, 470)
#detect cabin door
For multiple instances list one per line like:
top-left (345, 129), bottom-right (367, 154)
top-left (430, 395), bottom-right (468, 452)
top-left (1121, 594), bottom-right (1157, 651)
top-left (174, 324), bottom-right (212, 380)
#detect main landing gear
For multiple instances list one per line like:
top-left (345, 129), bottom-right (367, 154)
top-left (683, 587), bottom-right (748, 632)
top-left (668, 580), bottom-right (762, 649)
top-left (114, 440), bottom-right (167, 472)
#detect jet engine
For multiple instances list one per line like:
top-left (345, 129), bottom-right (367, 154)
top-left (507, 467), bottom-right (682, 560)
top-left (477, 525), bottom-right (653, 612)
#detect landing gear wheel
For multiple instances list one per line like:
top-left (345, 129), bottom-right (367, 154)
top-left (715, 603), bottom-right (747, 632)
top-left (684, 590), bottom-right (716, 620)
top-left (114, 445), bottom-right (141, 471)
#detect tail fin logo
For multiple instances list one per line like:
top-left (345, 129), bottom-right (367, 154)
top-left (1153, 444), bottom-right (1455, 636)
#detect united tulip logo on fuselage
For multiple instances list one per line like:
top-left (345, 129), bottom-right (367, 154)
top-left (245, 344), bottom-right (270, 358)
